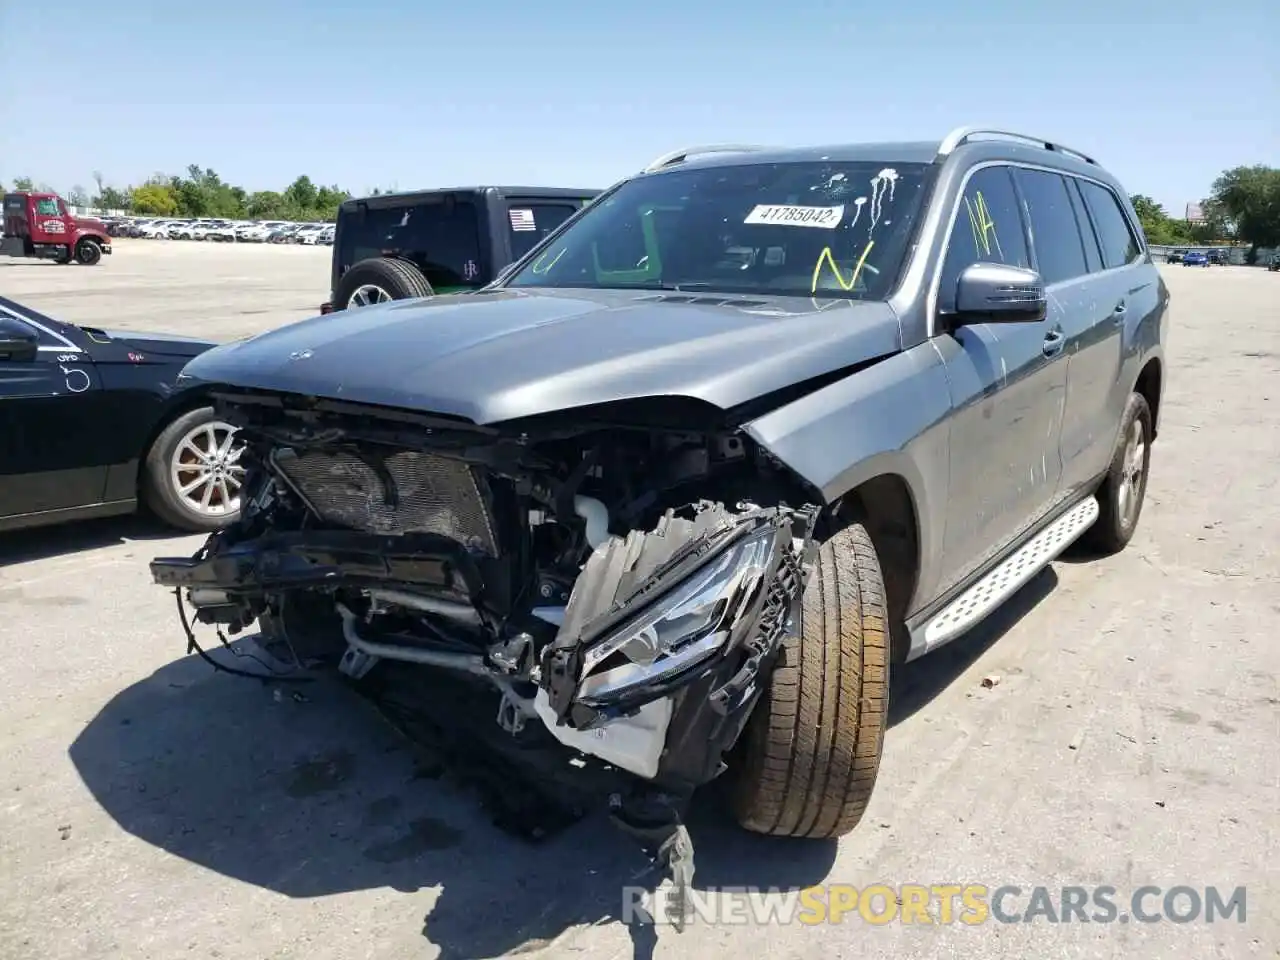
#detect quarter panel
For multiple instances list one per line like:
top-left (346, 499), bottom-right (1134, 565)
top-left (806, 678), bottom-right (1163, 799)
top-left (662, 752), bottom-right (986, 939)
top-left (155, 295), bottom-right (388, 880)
top-left (743, 343), bottom-right (951, 610)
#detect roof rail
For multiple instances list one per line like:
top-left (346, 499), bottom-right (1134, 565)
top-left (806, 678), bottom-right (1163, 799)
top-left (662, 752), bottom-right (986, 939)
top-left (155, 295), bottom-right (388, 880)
top-left (642, 144), bottom-right (768, 173)
top-left (936, 126), bottom-right (1097, 166)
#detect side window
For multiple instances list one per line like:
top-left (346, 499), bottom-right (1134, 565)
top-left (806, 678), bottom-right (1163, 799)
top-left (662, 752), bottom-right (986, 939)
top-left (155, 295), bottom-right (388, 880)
top-left (506, 204), bottom-right (580, 261)
top-left (1015, 169), bottom-right (1088, 285)
top-left (1065, 178), bottom-right (1104, 273)
top-left (35, 198), bottom-right (60, 216)
top-left (938, 166), bottom-right (1030, 313)
top-left (1078, 180), bottom-right (1142, 269)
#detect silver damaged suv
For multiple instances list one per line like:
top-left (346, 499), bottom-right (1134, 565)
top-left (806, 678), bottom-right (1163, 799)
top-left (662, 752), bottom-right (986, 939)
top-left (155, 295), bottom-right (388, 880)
top-left (152, 126), bottom-right (1169, 916)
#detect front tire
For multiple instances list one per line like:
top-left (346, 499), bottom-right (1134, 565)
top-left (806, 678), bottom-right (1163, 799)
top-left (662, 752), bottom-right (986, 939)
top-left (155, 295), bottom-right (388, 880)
top-left (1081, 392), bottom-right (1152, 554)
top-left (75, 238), bottom-right (103, 265)
top-left (143, 406), bottom-right (246, 532)
top-left (729, 523), bottom-right (889, 838)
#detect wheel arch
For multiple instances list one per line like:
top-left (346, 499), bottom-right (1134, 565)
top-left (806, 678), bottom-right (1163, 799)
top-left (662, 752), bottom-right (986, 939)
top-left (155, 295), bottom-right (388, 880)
top-left (1135, 355), bottom-right (1163, 440)
top-left (133, 388), bottom-right (217, 497)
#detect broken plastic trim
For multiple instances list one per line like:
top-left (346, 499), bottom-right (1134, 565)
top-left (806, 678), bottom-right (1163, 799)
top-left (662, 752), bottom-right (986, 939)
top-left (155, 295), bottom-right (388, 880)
top-left (575, 528), bottom-right (777, 706)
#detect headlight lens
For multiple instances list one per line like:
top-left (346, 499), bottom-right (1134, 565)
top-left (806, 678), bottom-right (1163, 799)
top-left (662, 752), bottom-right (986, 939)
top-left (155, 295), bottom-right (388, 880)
top-left (576, 527), bottom-right (777, 705)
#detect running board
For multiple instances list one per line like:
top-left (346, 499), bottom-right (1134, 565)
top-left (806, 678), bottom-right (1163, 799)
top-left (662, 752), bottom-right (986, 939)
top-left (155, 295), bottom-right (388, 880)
top-left (906, 496), bottom-right (1100, 660)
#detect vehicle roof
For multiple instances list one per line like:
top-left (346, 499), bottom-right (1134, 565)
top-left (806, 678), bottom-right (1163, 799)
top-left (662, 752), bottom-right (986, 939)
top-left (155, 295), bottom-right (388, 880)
top-left (639, 129), bottom-right (1124, 193)
top-left (339, 186), bottom-right (600, 209)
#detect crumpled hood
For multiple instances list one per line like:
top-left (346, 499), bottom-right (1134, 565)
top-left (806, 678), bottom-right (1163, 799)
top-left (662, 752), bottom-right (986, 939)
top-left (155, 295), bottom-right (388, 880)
top-left (180, 288), bottom-right (903, 424)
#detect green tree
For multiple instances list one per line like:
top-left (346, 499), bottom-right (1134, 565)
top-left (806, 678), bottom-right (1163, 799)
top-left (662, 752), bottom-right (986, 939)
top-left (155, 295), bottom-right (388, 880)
top-left (1209, 165), bottom-right (1280, 256)
top-left (98, 186), bottom-right (132, 211)
top-left (246, 190), bottom-right (286, 219)
top-left (132, 183), bottom-right (179, 215)
top-left (13, 176), bottom-right (34, 191)
top-left (67, 185), bottom-right (90, 207)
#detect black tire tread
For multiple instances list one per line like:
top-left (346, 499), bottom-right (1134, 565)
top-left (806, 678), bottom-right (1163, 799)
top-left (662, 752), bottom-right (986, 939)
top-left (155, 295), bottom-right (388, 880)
top-left (1081, 392), bottom-right (1152, 555)
top-left (730, 523), bottom-right (889, 839)
top-left (334, 257), bottom-right (432, 309)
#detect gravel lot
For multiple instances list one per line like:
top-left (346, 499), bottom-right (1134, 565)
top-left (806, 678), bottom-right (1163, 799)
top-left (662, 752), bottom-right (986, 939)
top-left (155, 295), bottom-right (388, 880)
top-left (1, 244), bottom-right (1277, 960)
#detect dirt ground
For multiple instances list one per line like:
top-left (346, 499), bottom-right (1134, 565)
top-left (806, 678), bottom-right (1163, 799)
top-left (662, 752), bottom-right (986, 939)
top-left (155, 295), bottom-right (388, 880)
top-left (1, 242), bottom-right (1277, 959)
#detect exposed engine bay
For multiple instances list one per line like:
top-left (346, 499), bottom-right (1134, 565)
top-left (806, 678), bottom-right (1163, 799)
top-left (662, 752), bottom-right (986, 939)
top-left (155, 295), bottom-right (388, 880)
top-left (151, 387), bottom-right (820, 922)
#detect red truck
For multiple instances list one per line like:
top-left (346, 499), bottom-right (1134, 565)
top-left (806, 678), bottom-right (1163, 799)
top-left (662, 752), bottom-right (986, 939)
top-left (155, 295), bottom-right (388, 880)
top-left (1, 191), bottom-right (112, 265)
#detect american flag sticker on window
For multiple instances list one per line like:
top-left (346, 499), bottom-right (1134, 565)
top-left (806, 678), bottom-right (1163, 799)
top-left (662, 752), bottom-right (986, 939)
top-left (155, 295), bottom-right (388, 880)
top-left (509, 208), bottom-right (537, 232)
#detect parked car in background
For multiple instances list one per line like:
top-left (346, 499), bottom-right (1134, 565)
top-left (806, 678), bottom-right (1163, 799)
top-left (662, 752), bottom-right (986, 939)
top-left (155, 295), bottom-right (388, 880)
top-left (1182, 250), bottom-right (1209, 267)
top-left (0, 295), bottom-right (245, 534)
top-left (154, 128), bottom-right (1167, 914)
top-left (323, 185), bottom-right (598, 311)
top-left (1206, 249), bottom-right (1229, 265)
top-left (1165, 249), bottom-right (1185, 263)
top-left (1268, 253), bottom-right (1280, 272)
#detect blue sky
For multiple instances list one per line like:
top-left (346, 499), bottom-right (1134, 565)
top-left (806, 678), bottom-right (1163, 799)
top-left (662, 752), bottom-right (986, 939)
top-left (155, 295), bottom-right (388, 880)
top-left (1, 0), bottom-right (1275, 214)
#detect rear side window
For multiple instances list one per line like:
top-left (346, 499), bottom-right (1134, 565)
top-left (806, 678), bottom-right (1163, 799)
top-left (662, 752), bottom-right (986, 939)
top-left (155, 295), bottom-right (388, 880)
top-left (506, 203), bottom-right (580, 261)
top-left (1078, 180), bottom-right (1142, 269)
top-left (938, 165), bottom-right (1030, 313)
top-left (1016, 169), bottom-right (1088, 285)
top-left (1065, 179), bottom-right (1104, 273)
top-left (338, 200), bottom-right (483, 288)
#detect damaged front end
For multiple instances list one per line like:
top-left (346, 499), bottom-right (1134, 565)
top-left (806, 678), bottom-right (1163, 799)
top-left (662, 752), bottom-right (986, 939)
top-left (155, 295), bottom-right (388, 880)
top-left (150, 387), bottom-right (819, 921)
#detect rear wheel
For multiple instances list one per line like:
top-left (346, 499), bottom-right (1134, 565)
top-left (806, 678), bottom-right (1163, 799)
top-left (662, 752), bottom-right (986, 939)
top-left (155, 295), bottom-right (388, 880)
top-left (143, 406), bottom-right (246, 532)
top-left (728, 522), bottom-right (890, 838)
top-left (75, 238), bottom-right (103, 265)
top-left (333, 257), bottom-right (433, 310)
top-left (1081, 392), bottom-right (1152, 554)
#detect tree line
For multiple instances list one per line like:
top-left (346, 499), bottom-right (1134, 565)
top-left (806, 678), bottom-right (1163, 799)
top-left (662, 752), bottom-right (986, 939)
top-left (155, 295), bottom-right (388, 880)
top-left (3, 162), bottom-right (1278, 253)
top-left (1130, 165), bottom-right (1280, 260)
top-left (1, 166), bottom-right (380, 223)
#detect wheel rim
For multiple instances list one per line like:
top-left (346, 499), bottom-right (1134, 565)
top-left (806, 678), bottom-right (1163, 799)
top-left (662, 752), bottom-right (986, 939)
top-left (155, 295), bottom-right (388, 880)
top-left (348, 284), bottom-right (393, 308)
top-left (1116, 418), bottom-right (1146, 528)
top-left (170, 420), bottom-right (246, 518)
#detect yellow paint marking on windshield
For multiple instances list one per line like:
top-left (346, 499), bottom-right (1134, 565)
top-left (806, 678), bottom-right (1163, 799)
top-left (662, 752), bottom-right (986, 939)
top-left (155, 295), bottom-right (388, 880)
top-left (810, 240), bottom-right (875, 294)
top-left (531, 247), bottom-right (566, 274)
top-left (965, 191), bottom-right (1003, 259)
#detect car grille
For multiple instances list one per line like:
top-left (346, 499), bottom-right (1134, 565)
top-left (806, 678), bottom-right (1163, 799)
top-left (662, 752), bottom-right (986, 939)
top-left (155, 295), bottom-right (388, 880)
top-left (273, 448), bottom-right (498, 553)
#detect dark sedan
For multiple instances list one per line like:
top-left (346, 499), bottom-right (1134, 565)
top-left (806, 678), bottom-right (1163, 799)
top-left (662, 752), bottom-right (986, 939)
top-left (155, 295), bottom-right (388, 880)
top-left (0, 296), bottom-right (245, 534)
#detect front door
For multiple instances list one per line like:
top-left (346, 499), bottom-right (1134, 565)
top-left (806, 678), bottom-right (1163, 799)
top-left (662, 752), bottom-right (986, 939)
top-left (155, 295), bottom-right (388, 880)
top-left (934, 164), bottom-right (1069, 593)
top-left (0, 313), bottom-right (106, 520)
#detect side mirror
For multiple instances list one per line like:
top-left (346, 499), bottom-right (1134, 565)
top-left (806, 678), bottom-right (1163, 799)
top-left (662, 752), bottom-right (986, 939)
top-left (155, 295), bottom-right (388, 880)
top-left (952, 262), bottom-right (1047, 325)
top-left (0, 318), bottom-right (39, 362)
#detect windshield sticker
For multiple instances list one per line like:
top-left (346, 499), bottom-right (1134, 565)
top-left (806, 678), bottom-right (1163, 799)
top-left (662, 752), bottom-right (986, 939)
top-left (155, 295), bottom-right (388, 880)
top-left (509, 209), bottom-right (537, 232)
top-left (463, 259), bottom-right (479, 280)
top-left (744, 204), bottom-right (845, 229)
top-left (811, 240), bottom-right (876, 295)
top-left (867, 168), bottom-right (899, 236)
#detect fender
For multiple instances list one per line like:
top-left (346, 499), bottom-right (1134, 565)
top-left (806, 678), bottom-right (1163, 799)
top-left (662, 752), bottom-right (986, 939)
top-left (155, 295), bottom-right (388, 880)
top-left (743, 342), bottom-right (953, 609)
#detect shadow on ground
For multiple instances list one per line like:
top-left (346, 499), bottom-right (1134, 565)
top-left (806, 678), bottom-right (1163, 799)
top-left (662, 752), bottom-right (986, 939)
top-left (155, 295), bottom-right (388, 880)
top-left (0, 513), bottom-right (181, 566)
top-left (70, 567), bottom-right (1060, 958)
top-left (69, 640), bottom-right (836, 958)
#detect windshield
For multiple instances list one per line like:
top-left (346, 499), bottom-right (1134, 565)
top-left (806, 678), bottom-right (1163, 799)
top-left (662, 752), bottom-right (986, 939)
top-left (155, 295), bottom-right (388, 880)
top-left (504, 160), bottom-right (930, 299)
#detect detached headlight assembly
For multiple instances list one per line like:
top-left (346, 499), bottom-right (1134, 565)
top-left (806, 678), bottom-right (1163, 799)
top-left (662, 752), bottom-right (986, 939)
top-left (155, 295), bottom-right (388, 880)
top-left (574, 528), bottom-right (778, 707)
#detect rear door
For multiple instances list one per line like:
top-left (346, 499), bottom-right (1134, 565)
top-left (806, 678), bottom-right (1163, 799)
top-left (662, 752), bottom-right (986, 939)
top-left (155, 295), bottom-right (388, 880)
top-left (1063, 177), bottom-right (1153, 492)
top-left (0, 310), bottom-right (108, 521)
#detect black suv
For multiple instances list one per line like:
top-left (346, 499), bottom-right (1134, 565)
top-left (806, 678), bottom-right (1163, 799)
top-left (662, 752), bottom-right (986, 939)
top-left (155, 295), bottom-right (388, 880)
top-left (322, 186), bottom-right (600, 312)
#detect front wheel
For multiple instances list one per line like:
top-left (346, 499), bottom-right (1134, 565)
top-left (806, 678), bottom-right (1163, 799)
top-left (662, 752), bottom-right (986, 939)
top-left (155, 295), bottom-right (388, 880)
top-left (75, 238), bottom-right (103, 265)
top-left (728, 522), bottom-right (889, 839)
top-left (143, 406), bottom-right (246, 532)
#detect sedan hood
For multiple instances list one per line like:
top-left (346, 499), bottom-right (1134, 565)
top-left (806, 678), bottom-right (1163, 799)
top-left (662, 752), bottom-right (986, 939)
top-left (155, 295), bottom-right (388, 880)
top-left (181, 288), bottom-right (903, 424)
top-left (93, 327), bottom-right (218, 361)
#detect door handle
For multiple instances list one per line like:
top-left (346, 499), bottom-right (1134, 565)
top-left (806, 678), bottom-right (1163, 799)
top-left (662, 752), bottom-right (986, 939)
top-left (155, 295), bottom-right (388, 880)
top-left (1042, 327), bottom-right (1065, 358)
